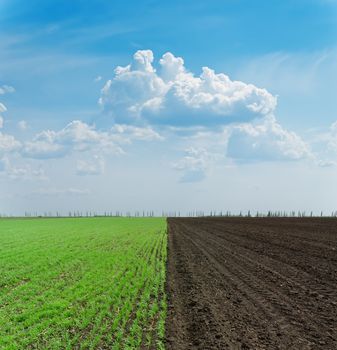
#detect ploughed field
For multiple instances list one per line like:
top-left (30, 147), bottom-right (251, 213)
top-left (166, 217), bottom-right (337, 350)
top-left (0, 218), bottom-right (167, 349)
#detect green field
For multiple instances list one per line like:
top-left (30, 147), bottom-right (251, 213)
top-left (0, 217), bottom-right (167, 349)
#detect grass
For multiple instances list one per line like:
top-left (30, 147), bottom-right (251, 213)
top-left (0, 217), bottom-right (167, 349)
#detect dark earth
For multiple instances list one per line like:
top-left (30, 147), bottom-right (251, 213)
top-left (165, 217), bottom-right (337, 349)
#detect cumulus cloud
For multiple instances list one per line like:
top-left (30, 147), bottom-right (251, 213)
top-left (97, 50), bottom-right (311, 165)
top-left (76, 155), bottom-right (105, 176)
top-left (18, 120), bottom-right (28, 130)
top-left (111, 124), bottom-right (163, 143)
top-left (8, 166), bottom-right (46, 180)
top-left (22, 120), bottom-right (123, 159)
top-left (99, 50), bottom-right (277, 126)
top-left (0, 88), bottom-right (22, 157)
top-left (0, 85), bottom-right (15, 95)
top-left (22, 120), bottom-right (162, 159)
top-left (227, 116), bottom-right (311, 161)
top-left (317, 159), bottom-right (336, 167)
top-left (0, 157), bottom-right (47, 180)
top-left (0, 157), bottom-right (48, 180)
top-left (173, 147), bottom-right (220, 182)
top-left (0, 132), bottom-right (21, 155)
top-left (313, 121), bottom-right (337, 166)
top-left (23, 140), bottom-right (65, 159)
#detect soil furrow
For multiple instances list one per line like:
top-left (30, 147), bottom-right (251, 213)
top-left (166, 217), bottom-right (337, 350)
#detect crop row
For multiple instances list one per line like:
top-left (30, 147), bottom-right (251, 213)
top-left (0, 217), bottom-right (167, 349)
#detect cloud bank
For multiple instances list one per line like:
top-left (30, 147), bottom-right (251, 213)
top-left (22, 120), bottom-right (161, 159)
top-left (0, 51), bottom-right (323, 187)
top-left (227, 116), bottom-right (311, 161)
top-left (99, 50), bottom-right (277, 126)
top-left (22, 120), bottom-right (120, 159)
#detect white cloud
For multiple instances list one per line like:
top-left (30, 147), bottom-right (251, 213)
top-left (159, 52), bottom-right (186, 82)
top-left (76, 155), bottom-right (105, 176)
top-left (0, 85), bottom-right (15, 95)
top-left (23, 139), bottom-right (65, 159)
top-left (97, 50), bottom-right (312, 165)
top-left (173, 147), bottom-right (211, 171)
top-left (94, 75), bottom-right (102, 82)
top-left (227, 116), bottom-right (311, 161)
top-left (313, 121), bottom-right (337, 165)
top-left (0, 88), bottom-right (22, 156)
top-left (0, 157), bottom-right (47, 180)
top-left (0, 85), bottom-right (14, 127)
top-left (22, 120), bottom-right (162, 159)
top-left (18, 120), bottom-right (28, 130)
top-left (0, 103), bottom-right (7, 113)
top-left (0, 103), bottom-right (7, 125)
top-left (99, 50), bottom-right (277, 126)
top-left (8, 166), bottom-right (46, 180)
top-left (173, 147), bottom-right (220, 182)
top-left (22, 120), bottom-right (123, 159)
top-left (317, 159), bottom-right (336, 167)
top-left (0, 132), bottom-right (21, 155)
top-left (111, 124), bottom-right (163, 143)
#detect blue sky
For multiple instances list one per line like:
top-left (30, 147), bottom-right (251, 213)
top-left (0, 0), bottom-right (337, 215)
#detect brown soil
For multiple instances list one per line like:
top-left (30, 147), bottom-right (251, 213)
top-left (165, 217), bottom-right (337, 350)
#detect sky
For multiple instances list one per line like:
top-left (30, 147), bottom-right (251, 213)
top-left (0, 0), bottom-right (337, 215)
